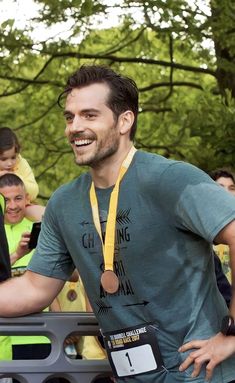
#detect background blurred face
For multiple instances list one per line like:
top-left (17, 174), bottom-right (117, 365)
top-left (0, 184), bottom-right (29, 224)
top-left (64, 83), bottom-right (120, 167)
top-left (216, 176), bottom-right (235, 196)
top-left (0, 147), bottom-right (17, 171)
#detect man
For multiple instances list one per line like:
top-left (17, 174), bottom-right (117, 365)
top-left (210, 169), bottom-right (235, 195)
top-left (0, 65), bottom-right (234, 383)
top-left (0, 173), bottom-right (50, 361)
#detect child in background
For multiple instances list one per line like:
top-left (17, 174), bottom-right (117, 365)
top-left (0, 127), bottom-right (45, 221)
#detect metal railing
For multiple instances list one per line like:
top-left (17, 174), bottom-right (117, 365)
top-left (0, 312), bottom-right (111, 382)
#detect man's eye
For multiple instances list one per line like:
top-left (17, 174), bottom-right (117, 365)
top-left (85, 113), bottom-right (96, 119)
top-left (64, 114), bottom-right (73, 122)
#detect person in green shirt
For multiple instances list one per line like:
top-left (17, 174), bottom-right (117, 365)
top-left (0, 173), bottom-right (50, 361)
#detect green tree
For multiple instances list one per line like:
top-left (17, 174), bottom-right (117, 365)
top-left (0, 0), bottom-right (234, 201)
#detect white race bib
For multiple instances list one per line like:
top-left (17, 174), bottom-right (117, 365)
top-left (102, 323), bottom-right (164, 378)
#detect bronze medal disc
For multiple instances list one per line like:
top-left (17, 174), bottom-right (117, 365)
top-left (101, 270), bottom-right (119, 294)
top-left (67, 289), bottom-right (77, 302)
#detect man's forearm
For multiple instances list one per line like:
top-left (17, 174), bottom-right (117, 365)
top-left (0, 271), bottom-right (64, 317)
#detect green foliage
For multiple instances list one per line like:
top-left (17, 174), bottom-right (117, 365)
top-left (34, 0), bottom-right (106, 24)
top-left (0, 0), bottom-right (235, 203)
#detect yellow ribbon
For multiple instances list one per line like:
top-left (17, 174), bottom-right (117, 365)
top-left (89, 146), bottom-right (137, 272)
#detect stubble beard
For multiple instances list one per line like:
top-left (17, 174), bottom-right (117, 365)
top-left (74, 124), bottom-right (120, 168)
top-left (74, 140), bottom-right (119, 168)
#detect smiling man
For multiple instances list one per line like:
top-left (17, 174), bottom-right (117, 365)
top-left (0, 173), bottom-right (32, 267)
top-left (0, 173), bottom-right (51, 363)
top-left (0, 65), bottom-right (234, 383)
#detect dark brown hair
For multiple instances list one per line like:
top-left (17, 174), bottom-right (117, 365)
top-left (210, 169), bottom-right (235, 183)
top-left (0, 127), bottom-right (20, 155)
top-left (0, 173), bottom-right (24, 188)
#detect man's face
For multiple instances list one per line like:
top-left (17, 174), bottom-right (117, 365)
top-left (0, 184), bottom-right (29, 224)
top-left (216, 176), bottom-right (235, 196)
top-left (64, 83), bottom-right (120, 168)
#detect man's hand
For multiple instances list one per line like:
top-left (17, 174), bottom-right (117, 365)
top-left (178, 332), bottom-right (235, 381)
top-left (11, 231), bottom-right (31, 264)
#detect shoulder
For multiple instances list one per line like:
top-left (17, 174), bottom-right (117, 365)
top-left (133, 150), bottom-right (210, 192)
top-left (45, 172), bottom-right (91, 218)
top-left (133, 150), bottom-right (199, 178)
top-left (15, 155), bottom-right (31, 169)
top-left (51, 172), bottom-right (91, 200)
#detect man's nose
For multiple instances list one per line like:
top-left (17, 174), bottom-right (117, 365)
top-left (7, 200), bottom-right (17, 209)
top-left (68, 116), bottom-right (85, 134)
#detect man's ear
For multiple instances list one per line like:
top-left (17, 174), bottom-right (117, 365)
top-left (119, 110), bottom-right (135, 136)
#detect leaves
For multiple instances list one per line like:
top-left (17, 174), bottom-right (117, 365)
top-left (0, 0), bottom-right (235, 202)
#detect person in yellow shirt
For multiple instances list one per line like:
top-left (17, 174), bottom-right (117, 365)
top-left (51, 270), bottom-right (107, 360)
top-left (51, 271), bottom-right (113, 383)
top-left (0, 127), bottom-right (45, 221)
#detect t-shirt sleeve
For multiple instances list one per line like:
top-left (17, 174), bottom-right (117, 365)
top-left (158, 162), bottom-right (235, 242)
top-left (27, 195), bottom-right (75, 280)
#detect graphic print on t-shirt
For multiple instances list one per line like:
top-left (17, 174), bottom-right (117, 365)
top-left (80, 206), bottom-right (135, 300)
top-left (98, 208), bottom-right (134, 299)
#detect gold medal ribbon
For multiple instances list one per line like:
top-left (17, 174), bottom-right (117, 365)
top-left (89, 146), bottom-right (137, 272)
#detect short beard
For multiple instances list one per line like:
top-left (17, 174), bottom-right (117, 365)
top-left (74, 122), bottom-right (120, 168)
top-left (75, 140), bottom-right (119, 168)
top-left (90, 142), bottom-right (119, 168)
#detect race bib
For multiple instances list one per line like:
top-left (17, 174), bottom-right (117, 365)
top-left (102, 323), bottom-right (164, 378)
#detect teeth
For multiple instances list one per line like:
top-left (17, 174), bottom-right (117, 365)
top-left (74, 139), bottom-right (92, 146)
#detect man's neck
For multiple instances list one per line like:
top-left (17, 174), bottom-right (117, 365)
top-left (90, 142), bottom-right (134, 188)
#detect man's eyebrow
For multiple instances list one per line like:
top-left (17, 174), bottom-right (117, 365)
top-left (63, 108), bottom-right (100, 115)
top-left (80, 108), bottom-right (101, 114)
top-left (63, 110), bottom-right (74, 116)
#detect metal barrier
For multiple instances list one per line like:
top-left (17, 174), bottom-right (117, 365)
top-left (0, 312), bottom-right (112, 382)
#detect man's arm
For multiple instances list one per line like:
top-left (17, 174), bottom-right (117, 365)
top-left (179, 219), bottom-right (235, 381)
top-left (0, 270), bottom-right (65, 317)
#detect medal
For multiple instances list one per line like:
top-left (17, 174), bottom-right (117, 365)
top-left (90, 146), bottom-right (137, 294)
top-left (67, 289), bottom-right (77, 301)
top-left (101, 270), bottom-right (119, 294)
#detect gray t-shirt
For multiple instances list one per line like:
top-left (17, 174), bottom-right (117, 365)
top-left (29, 151), bottom-right (235, 382)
